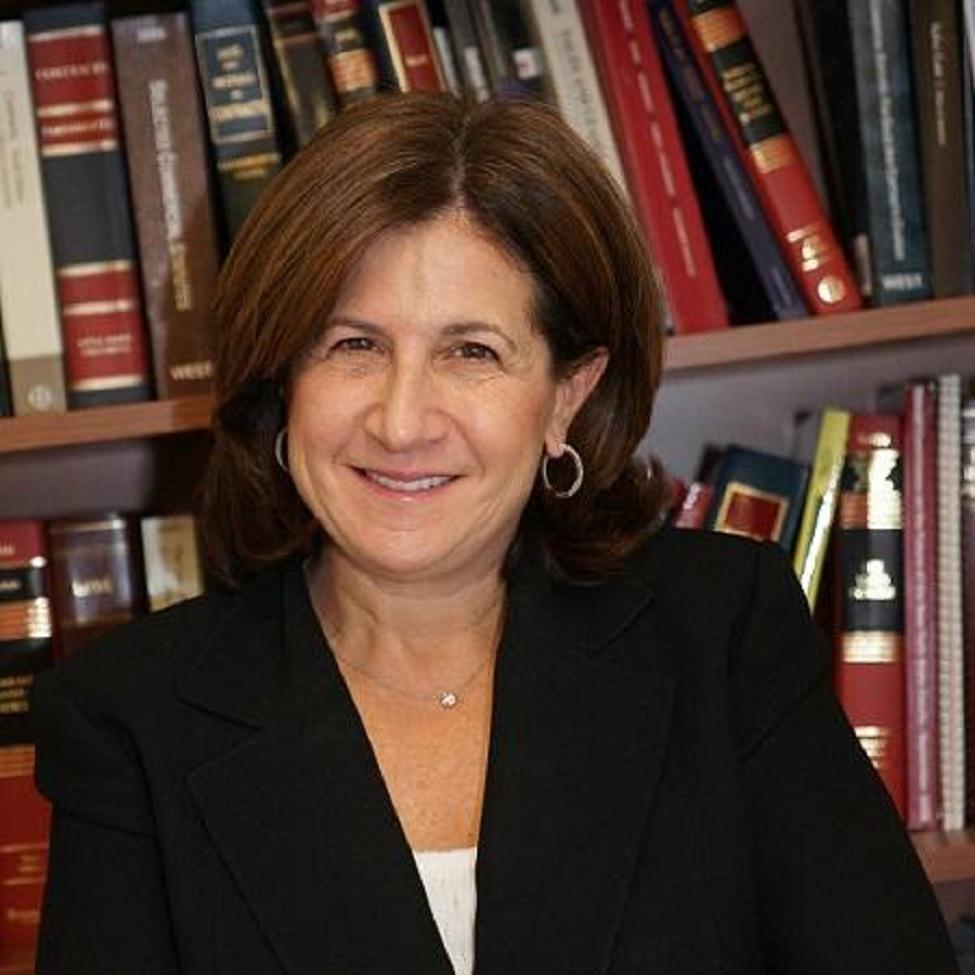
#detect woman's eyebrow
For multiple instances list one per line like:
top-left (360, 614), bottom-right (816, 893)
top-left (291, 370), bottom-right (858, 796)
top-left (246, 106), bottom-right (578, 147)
top-left (324, 316), bottom-right (518, 352)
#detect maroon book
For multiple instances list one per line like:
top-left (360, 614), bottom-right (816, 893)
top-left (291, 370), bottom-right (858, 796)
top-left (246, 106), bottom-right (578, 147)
top-left (962, 397), bottom-right (975, 823)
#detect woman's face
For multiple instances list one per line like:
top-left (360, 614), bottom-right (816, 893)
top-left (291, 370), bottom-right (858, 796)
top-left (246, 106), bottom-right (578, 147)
top-left (286, 213), bottom-right (605, 587)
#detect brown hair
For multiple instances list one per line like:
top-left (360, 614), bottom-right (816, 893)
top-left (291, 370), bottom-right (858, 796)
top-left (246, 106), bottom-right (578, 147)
top-left (200, 93), bottom-right (668, 586)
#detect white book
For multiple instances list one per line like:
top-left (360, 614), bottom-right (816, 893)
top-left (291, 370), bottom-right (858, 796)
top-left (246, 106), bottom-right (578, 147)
top-left (937, 373), bottom-right (965, 829)
top-left (0, 21), bottom-right (66, 415)
top-left (523, 0), bottom-right (628, 192)
top-left (141, 514), bottom-right (204, 612)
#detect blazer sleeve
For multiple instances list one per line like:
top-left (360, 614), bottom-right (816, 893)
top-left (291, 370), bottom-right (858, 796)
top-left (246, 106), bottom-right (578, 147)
top-left (731, 541), bottom-right (958, 975)
top-left (30, 668), bottom-right (181, 975)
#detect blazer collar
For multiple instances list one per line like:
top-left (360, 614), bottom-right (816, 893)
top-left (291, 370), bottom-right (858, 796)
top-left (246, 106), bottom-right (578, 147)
top-left (179, 536), bottom-right (675, 975)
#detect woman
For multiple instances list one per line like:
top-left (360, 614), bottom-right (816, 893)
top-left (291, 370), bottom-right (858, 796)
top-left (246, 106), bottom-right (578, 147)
top-left (31, 94), bottom-right (955, 974)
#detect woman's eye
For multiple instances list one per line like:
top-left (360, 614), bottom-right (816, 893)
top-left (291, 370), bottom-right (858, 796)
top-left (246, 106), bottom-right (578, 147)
top-left (332, 336), bottom-right (378, 354)
top-left (452, 342), bottom-right (499, 362)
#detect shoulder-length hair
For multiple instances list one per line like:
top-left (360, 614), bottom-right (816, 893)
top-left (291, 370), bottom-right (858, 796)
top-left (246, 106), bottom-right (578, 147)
top-left (200, 92), bottom-right (668, 586)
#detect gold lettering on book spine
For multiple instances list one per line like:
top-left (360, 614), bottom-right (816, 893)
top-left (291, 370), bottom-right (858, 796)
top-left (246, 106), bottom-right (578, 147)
top-left (841, 630), bottom-right (902, 664)
top-left (749, 134), bottom-right (796, 174)
top-left (854, 726), bottom-right (891, 769)
top-left (689, 8), bottom-right (743, 52)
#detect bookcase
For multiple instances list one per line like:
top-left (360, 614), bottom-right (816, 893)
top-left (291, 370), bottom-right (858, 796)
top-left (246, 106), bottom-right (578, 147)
top-left (2, 0), bottom-right (975, 968)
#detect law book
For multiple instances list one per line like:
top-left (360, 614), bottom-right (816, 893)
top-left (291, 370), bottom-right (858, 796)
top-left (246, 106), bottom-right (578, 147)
top-left (937, 374), bottom-right (965, 829)
top-left (792, 408), bottom-right (851, 610)
top-left (649, 0), bottom-right (808, 322)
top-left (673, 481), bottom-right (714, 529)
top-left (0, 21), bottom-right (67, 416)
top-left (704, 445), bottom-right (809, 551)
top-left (309, 0), bottom-right (380, 106)
top-left (834, 413), bottom-right (906, 818)
top-left (681, 0), bottom-right (862, 316)
top-left (141, 514), bottom-right (205, 612)
top-left (22, 2), bottom-right (152, 409)
top-left (191, 0), bottom-right (284, 242)
top-left (363, 0), bottom-right (446, 91)
top-left (112, 13), bottom-right (222, 400)
top-left (468, 0), bottom-right (545, 99)
top-left (423, 0), bottom-right (460, 95)
top-left (440, 0), bottom-right (489, 100)
top-left (0, 745), bottom-right (50, 949)
top-left (847, 0), bottom-right (932, 305)
top-left (0, 520), bottom-right (53, 746)
top-left (901, 381), bottom-right (940, 830)
top-left (908, 0), bottom-right (973, 299)
top-left (521, 0), bottom-right (628, 192)
top-left (47, 514), bottom-right (145, 657)
top-left (581, 0), bottom-right (727, 335)
top-left (260, 0), bottom-right (338, 148)
top-left (962, 396), bottom-right (975, 824)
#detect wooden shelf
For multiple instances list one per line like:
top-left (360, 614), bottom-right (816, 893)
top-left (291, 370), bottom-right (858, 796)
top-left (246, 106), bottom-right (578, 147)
top-left (913, 829), bottom-right (975, 886)
top-left (0, 394), bottom-right (213, 455)
top-left (664, 294), bottom-right (975, 373)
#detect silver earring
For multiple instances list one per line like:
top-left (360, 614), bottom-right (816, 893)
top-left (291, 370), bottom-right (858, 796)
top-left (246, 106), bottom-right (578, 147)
top-left (274, 427), bottom-right (289, 473)
top-left (542, 443), bottom-right (584, 499)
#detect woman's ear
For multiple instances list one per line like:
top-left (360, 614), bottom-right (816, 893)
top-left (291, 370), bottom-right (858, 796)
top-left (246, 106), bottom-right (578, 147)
top-left (545, 349), bottom-right (609, 456)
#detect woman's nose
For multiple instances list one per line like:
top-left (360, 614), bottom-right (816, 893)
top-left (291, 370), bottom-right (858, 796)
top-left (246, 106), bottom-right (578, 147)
top-left (364, 359), bottom-right (447, 451)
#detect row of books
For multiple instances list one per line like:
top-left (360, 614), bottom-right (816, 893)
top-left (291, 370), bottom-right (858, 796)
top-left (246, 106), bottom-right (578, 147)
top-left (668, 373), bottom-right (975, 833)
top-left (3, 0), bottom-right (952, 422)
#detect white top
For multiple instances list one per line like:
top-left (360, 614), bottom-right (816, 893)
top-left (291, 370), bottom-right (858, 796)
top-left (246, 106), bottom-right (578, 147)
top-left (412, 847), bottom-right (477, 975)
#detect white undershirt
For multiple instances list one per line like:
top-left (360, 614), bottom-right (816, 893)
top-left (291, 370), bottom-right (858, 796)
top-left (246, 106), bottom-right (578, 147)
top-left (412, 847), bottom-right (477, 975)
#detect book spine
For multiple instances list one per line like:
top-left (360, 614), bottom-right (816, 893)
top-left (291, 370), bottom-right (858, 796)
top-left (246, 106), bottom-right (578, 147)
top-left (937, 374), bottom-right (965, 829)
top-left (0, 324), bottom-right (11, 416)
top-left (191, 0), bottom-right (284, 241)
top-left (847, 0), bottom-right (932, 305)
top-left (0, 520), bottom-right (54, 746)
top-left (23, 2), bottom-right (152, 409)
top-left (260, 0), bottom-right (337, 146)
top-left (441, 0), bottom-right (489, 100)
top-left (309, 0), bottom-right (380, 106)
top-left (962, 397), bottom-right (975, 824)
top-left (792, 408), bottom-right (851, 609)
top-left (48, 513), bottom-right (145, 657)
top-left (470, 0), bottom-right (545, 99)
top-left (112, 13), bottom-right (222, 399)
top-left (523, 0), bottom-right (628, 192)
top-left (0, 745), bottom-right (50, 948)
top-left (683, 0), bottom-right (862, 315)
top-left (673, 482), bottom-right (713, 529)
top-left (581, 0), bottom-right (727, 334)
top-left (834, 413), bottom-right (906, 818)
top-left (140, 514), bottom-right (204, 612)
top-left (908, 0), bottom-right (973, 298)
top-left (363, 0), bottom-right (446, 91)
top-left (903, 381), bottom-right (940, 830)
top-left (0, 21), bottom-right (67, 416)
top-left (649, 0), bottom-right (808, 321)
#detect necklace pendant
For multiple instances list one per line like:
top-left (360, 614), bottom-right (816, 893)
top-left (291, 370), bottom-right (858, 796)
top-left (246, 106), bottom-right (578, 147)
top-left (438, 691), bottom-right (459, 709)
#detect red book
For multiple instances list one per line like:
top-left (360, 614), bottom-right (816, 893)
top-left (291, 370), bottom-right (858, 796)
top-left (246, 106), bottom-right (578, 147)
top-left (673, 482), bottom-right (713, 529)
top-left (680, 0), bottom-right (861, 315)
top-left (834, 414), bottom-right (906, 817)
top-left (0, 745), bottom-right (50, 950)
top-left (581, 0), bottom-right (727, 334)
top-left (902, 382), bottom-right (939, 830)
top-left (366, 0), bottom-right (446, 92)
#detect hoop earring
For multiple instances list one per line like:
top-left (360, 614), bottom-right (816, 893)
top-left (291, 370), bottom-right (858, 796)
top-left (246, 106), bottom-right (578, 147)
top-left (541, 443), bottom-right (584, 499)
top-left (274, 427), bottom-right (289, 473)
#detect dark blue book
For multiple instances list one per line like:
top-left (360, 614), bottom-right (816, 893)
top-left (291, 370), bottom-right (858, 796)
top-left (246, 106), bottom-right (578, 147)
top-left (847, 0), bottom-right (931, 304)
top-left (705, 445), bottom-right (810, 553)
top-left (648, 0), bottom-right (808, 323)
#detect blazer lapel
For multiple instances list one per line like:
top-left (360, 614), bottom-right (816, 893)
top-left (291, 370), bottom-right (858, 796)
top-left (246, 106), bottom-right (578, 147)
top-left (475, 547), bottom-right (676, 975)
top-left (180, 563), bottom-right (453, 975)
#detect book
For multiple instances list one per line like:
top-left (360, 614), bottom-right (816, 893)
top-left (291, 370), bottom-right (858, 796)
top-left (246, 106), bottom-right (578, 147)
top-left (682, 0), bottom-right (862, 315)
top-left (649, 0), bottom-right (808, 323)
top-left (469, 0), bottom-right (545, 99)
top-left (363, 0), bottom-right (446, 92)
top-left (902, 381), bottom-right (940, 830)
top-left (0, 520), bottom-right (54, 746)
top-left (581, 0), bottom-right (728, 334)
top-left (310, 0), bottom-right (381, 106)
top-left (908, 0), bottom-right (973, 299)
top-left (0, 745), bottom-right (50, 948)
top-left (423, 0), bottom-right (461, 95)
top-left (0, 321), bottom-right (10, 417)
top-left (792, 408), bottom-right (851, 609)
top-left (522, 0), bottom-right (628, 192)
top-left (962, 396), bottom-right (975, 824)
top-left (440, 0), bottom-right (489, 100)
top-left (847, 0), bottom-right (932, 305)
top-left (673, 481), bottom-right (714, 529)
top-left (834, 413), bottom-right (906, 818)
top-left (937, 374), bottom-right (965, 829)
top-left (704, 444), bottom-right (809, 550)
top-left (141, 514), bottom-right (205, 611)
top-left (260, 0), bottom-right (338, 148)
top-left (0, 21), bottom-right (67, 416)
top-left (112, 13), bottom-right (222, 400)
top-left (48, 514), bottom-right (145, 657)
top-left (22, 2), bottom-right (152, 409)
top-left (191, 0), bottom-right (284, 241)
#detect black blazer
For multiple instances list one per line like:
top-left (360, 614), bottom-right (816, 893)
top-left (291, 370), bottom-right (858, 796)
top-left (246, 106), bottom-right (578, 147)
top-left (30, 527), bottom-right (956, 975)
